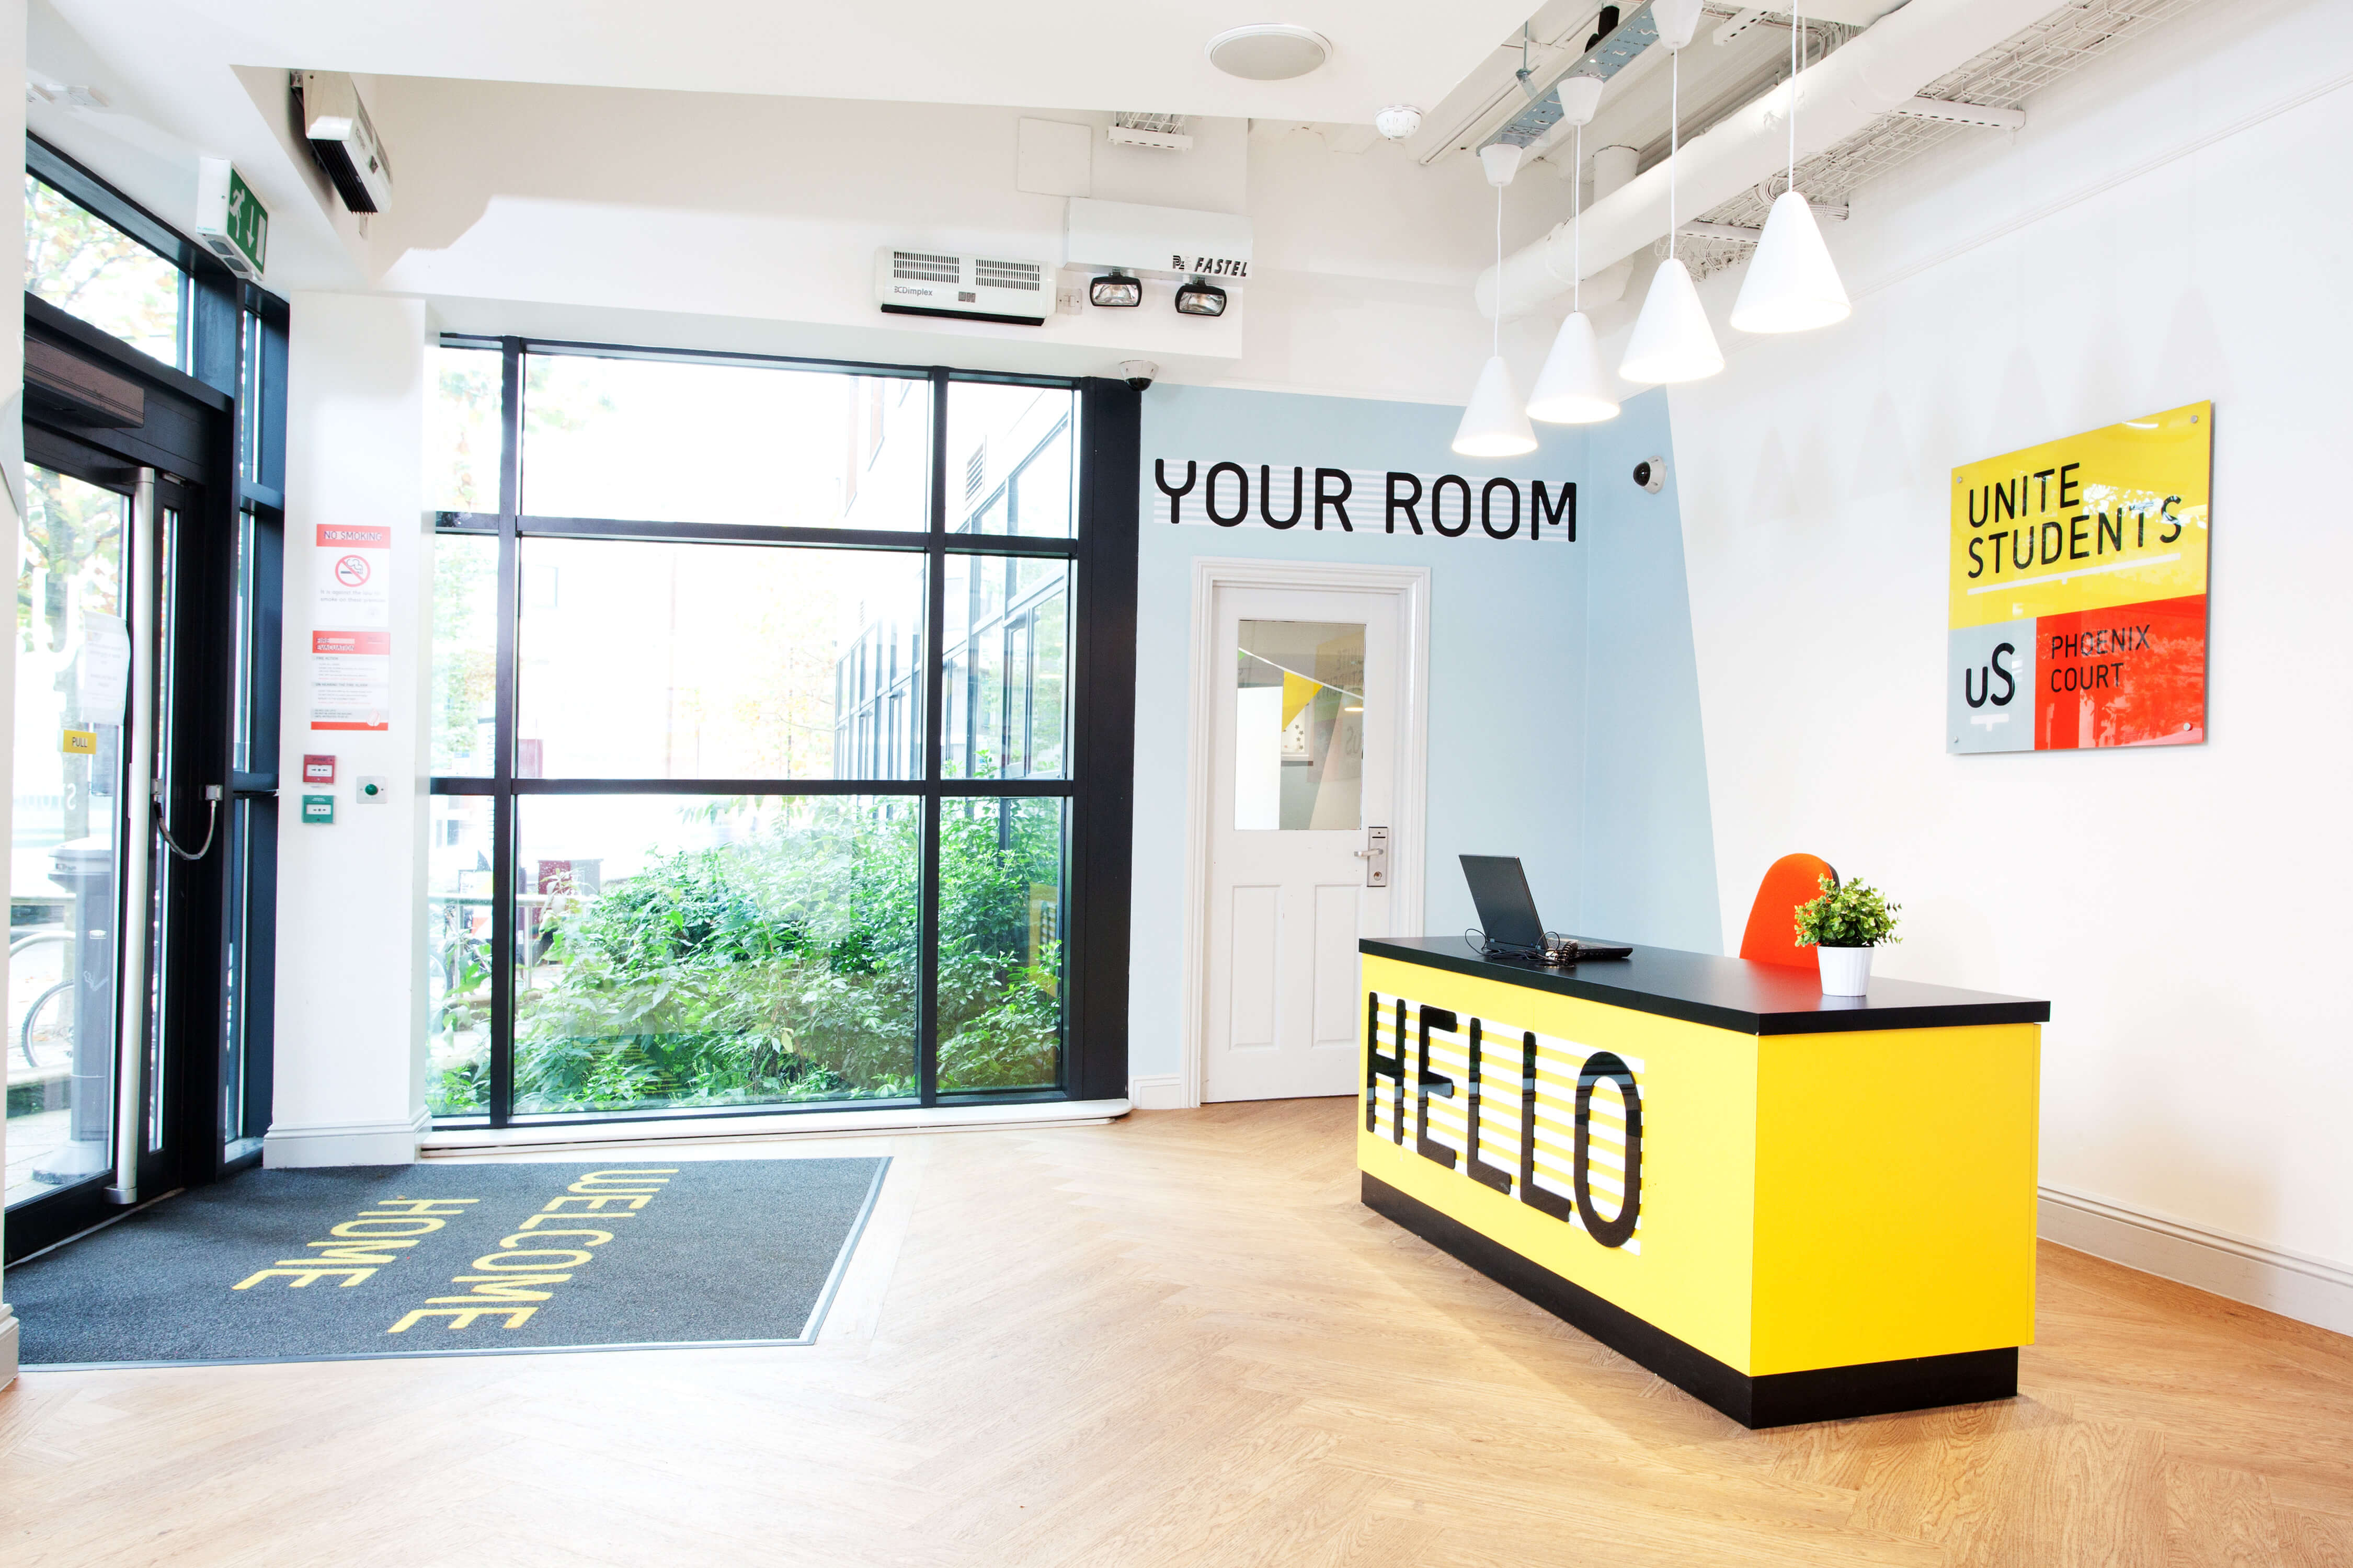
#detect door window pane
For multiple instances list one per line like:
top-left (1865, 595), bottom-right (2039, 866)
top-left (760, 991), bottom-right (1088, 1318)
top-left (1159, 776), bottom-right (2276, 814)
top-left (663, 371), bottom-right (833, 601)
top-left (24, 176), bottom-right (185, 369)
top-left (936, 797), bottom-right (1064, 1093)
top-left (512, 795), bottom-right (921, 1116)
top-left (516, 539), bottom-right (925, 780)
top-left (427, 795), bottom-right (495, 1119)
top-left (949, 383), bottom-right (1077, 536)
top-left (942, 554), bottom-right (1070, 780)
top-left (9, 468), bottom-right (130, 1206)
top-left (431, 534), bottom-right (498, 777)
top-left (521, 353), bottom-right (929, 529)
top-left (1235, 620), bottom-right (1365, 831)
top-left (428, 344), bottom-right (502, 513)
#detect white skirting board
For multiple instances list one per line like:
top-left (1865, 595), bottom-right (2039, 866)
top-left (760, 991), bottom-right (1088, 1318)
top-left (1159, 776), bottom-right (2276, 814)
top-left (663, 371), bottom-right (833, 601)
top-left (0, 1303), bottom-right (17, 1390)
top-left (262, 1108), bottom-right (430, 1168)
top-left (1126, 1075), bottom-right (1185, 1111)
top-left (421, 1097), bottom-right (1133, 1158)
top-left (2039, 1182), bottom-right (2353, 1338)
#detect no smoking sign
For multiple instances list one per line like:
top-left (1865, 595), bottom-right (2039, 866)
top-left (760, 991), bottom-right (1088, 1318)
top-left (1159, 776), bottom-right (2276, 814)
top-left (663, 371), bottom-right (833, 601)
top-left (334, 554), bottom-right (372, 588)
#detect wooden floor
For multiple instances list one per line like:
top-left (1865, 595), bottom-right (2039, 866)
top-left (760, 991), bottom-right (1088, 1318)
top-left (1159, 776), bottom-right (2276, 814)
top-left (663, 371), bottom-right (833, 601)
top-left (2, 1100), bottom-right (2349, 1566)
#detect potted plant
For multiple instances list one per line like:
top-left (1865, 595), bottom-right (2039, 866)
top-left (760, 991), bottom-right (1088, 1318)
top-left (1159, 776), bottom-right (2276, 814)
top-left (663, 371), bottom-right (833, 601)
top-left (1794, 874), bottom-right (1901, 996)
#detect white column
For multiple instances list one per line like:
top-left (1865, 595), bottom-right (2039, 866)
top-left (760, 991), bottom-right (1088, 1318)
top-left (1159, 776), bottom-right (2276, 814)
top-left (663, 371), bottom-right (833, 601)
top-left (264, 293), bottom-right (432, 1168)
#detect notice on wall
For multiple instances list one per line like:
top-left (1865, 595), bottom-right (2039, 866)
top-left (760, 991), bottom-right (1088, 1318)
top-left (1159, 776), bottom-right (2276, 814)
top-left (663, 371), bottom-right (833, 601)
top-left (311, 523), bottom-right (391, 731)
top-left (1948, 403), bottom-right (2210, 753)
top-left (1147, 460), bottom-right (1575, 543)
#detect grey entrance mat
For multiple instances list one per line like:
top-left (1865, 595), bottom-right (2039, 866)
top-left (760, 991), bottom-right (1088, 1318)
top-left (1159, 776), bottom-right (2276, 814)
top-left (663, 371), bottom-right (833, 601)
top-left (10, 1156), bottom-right (887, 1368)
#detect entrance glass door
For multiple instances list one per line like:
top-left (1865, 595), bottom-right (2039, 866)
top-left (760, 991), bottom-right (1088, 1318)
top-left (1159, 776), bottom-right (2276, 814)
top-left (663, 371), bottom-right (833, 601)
top-left (8, 465), bottom-right (133, 1210)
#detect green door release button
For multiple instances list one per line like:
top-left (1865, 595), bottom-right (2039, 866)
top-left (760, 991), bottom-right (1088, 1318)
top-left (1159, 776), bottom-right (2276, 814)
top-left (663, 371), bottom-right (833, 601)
top-left (301, 794), bottom-right (335, 824)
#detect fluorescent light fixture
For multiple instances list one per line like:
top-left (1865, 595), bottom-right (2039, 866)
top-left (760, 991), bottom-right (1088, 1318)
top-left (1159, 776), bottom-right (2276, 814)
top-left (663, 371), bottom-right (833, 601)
top-left (1452, 354), bottom-right (1538, 457)
top-left (1090, 271), bottom-right (1143, 308)
top-left (1730, 190), bottom-right (1851, 333)
top-left (1527, 312), bottom-right (1619, 424)
top-left (1173, 276), bottom-right (1228, 316)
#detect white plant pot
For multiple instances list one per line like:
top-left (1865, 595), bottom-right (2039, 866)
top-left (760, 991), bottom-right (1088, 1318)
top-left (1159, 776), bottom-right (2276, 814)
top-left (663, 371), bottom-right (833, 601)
top-left (1817, 945), bottom-right (1874, 997)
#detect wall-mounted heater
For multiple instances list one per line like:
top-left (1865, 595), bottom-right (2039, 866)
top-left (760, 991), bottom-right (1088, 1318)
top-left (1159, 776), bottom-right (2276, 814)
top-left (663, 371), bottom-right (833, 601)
top-left (295, 71), bottom-right (393, 214)
top-left (874, 249), bottom-right (1052, 326)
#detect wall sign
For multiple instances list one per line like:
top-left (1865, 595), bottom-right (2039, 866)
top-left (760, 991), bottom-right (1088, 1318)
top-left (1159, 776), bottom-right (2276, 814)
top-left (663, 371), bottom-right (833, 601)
top-left (1365, 989), bottom-right (1643, 1251)
top-left (1150, 460), bottom-right (1574, 542)
top-left (1948, 402), bottom-right (2210, 752)
top-left (311, 522), bottom-right (392, 731)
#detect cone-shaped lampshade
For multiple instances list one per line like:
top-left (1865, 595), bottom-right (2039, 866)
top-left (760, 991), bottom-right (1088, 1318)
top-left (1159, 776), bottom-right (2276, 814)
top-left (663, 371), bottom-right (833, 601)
top-left (1452, 354), bottom-right (1539, 457)
top-left (1526, 312), bottom-right (1620, 424)
top-left (1619, 257), bottom-right (1723, 383)
top-left (1730, 189), bottom-right (1852, 334)
top-left (1652, 0), bottom-right (1707, 51)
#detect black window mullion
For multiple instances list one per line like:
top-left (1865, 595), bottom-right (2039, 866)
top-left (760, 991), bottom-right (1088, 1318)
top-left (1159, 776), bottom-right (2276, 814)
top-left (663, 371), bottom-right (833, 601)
top-left (919, 367), bottom-right (950, 1108)
top-left (488, 338), bottom-right (523, 1128)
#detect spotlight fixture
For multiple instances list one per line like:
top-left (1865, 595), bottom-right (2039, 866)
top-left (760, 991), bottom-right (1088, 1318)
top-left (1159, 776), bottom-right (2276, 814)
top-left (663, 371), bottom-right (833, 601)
top-left (1173, 275), bottom-right (1228, 317)
top-left (1090, 270), bottom-right (1143, 308)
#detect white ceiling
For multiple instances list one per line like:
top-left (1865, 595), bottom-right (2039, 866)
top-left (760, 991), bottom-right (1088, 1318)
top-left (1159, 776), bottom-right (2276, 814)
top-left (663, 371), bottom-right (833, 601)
top-left (99, 1), bottom-right (1541, 123)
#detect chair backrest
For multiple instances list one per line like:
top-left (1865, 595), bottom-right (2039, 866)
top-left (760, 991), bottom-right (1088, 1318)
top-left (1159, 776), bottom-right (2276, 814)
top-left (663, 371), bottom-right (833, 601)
top-left (1740, 854), bottom-right (1838, 970)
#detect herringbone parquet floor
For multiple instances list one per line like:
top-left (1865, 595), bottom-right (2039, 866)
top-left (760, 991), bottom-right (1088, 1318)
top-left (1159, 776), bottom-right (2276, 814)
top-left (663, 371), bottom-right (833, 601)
top-left (2, 1100), bottom-right (2349, 1566)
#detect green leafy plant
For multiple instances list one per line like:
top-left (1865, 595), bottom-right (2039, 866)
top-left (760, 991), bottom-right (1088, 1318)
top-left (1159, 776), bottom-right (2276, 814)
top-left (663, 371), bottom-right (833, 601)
top-left (1794, 874), bottom-right (1902, 949)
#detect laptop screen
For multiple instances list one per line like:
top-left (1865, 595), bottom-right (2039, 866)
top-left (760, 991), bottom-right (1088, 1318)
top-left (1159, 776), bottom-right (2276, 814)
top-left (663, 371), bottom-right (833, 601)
top-left (1460, 855), bottom-right (1546, 951)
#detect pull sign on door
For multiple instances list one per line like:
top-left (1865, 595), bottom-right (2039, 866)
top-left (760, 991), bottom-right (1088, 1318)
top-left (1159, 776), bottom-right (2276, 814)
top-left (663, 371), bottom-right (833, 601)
top-left (1357, 825), bottom-right (1390, 887)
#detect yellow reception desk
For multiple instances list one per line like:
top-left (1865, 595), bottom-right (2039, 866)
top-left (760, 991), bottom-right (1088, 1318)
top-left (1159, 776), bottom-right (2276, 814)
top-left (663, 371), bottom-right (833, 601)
top-left (1358, 937), bottom-right (2049, 1428)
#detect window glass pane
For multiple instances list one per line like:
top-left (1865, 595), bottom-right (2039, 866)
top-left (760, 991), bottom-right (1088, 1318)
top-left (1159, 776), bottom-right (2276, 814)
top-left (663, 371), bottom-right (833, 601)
top-left (512, 794), bottom-right (921, 1116)
top-left (937, 797), bottom-right (1065, 1093)
top-left (9, 467), bottom-right (130, 1206)
top-left (521, 354), bottom-right (929, 529)
top-left (515, 539), bottom-right (924, 780)
top-left (432, 534), bottom-right (499, 777)
top-left (1235, 620), bottom-right (1365, 831)
top-left (427, 794), bottom-right (495, 1119)
top-left (942, 554), bottom-right (1070, 780)
top-left (948, 383), bottom-right (1077, 536)
top-left (429, 344), bottom-right (502, 513)
top-left (24, 175), bottom-right (185, 369)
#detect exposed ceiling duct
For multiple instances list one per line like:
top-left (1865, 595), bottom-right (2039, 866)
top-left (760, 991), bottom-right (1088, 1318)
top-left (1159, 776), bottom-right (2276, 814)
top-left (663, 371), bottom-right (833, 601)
top-left (1476, 0), bottom-right (2195, 317)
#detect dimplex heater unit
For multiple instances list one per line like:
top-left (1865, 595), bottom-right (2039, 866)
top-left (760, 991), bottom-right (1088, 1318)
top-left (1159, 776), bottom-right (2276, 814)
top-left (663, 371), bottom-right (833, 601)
top-left (874, 250), bottom-right (1050, 326)
top-left (296, 71), bottom-right (393, 214)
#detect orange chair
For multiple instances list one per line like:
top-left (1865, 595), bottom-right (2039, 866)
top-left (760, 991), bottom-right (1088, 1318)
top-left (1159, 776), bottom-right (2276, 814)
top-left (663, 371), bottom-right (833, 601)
top-left (1740, 854), bottom-right (1838, 971)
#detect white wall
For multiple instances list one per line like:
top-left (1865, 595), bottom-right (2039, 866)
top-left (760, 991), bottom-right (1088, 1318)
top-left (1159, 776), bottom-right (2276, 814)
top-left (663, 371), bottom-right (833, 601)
top-left (266, 293), bottom-right (434, 1167)
top-left (1657, 0), bottom-right (2353, 1308)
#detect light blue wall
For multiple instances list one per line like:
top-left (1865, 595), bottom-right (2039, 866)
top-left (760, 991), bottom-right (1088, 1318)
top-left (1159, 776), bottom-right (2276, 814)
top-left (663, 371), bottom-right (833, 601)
top-left (1575, 389), bottom-right (1724, 952)
top-left (1128, 385), bottom-right (1591, 1083)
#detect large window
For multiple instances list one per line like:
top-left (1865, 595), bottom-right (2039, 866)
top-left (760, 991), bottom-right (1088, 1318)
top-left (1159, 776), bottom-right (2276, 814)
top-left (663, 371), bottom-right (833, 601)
top-left (24, 171), bottom-right (189, 371)
top-left (427, 342), bottom-right (1134, 1125)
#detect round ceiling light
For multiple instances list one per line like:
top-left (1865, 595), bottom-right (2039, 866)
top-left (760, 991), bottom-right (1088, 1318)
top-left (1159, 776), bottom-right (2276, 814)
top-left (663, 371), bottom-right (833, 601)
top-left (1206, 24), bottom-right (1331, 81)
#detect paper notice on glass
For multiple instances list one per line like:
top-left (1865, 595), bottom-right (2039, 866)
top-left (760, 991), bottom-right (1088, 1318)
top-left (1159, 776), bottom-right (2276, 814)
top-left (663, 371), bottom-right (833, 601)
top-left (75, 612), bottom-right (131, 723)
top-left (311, 629), bottom-right (391, 731)
top-left (316, 523), bottom-right (391, 628)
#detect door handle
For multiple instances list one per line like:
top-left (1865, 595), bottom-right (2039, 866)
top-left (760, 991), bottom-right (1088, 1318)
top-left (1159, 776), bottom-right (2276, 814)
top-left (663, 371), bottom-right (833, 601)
top-left (1357, 825), bottom-right (1389, 887)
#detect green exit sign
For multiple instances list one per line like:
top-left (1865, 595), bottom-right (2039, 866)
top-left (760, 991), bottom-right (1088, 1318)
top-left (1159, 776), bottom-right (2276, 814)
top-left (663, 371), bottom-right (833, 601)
top-left (196, 158), bottom-right (268, 281)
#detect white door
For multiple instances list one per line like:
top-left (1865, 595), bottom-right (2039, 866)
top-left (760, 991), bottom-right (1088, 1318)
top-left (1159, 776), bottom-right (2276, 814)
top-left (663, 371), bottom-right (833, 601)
top-left (1202, 586), bottom-right (1399, 1101)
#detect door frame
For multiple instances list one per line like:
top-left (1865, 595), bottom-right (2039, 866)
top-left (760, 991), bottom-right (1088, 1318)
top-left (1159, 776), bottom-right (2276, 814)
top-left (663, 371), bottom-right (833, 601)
top-left (1177, 558), bottom-right (1430, 1110)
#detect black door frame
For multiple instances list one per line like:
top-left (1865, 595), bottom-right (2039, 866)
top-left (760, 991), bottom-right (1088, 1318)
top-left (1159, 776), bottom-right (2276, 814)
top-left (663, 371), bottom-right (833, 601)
top-left (8, 138), bottom-right (288, 1263)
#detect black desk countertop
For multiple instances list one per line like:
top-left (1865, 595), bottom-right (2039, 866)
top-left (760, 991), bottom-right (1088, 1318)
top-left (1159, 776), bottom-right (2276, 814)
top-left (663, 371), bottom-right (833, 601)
top-left (1360, 936), bottom-right (2050, 1036)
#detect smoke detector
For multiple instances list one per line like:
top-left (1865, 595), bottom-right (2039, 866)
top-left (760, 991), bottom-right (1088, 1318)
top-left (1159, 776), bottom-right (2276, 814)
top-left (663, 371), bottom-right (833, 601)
top-left (1206, 24), bottom-right (1331, 81)
top-left (1375, 105), bottom-right (1423, 141)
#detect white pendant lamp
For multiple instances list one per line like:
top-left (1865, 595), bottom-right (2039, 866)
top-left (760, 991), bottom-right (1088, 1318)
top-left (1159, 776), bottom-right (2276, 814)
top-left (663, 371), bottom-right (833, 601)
top-left (1454, 141), bottom-right (1538, 459)
top-left (1526, 82), bottom-right (1619, 425)
top-left (1731, 7), bottom-right (1851, 334)
top-left (1618, 11), bottom-right (1722, 384)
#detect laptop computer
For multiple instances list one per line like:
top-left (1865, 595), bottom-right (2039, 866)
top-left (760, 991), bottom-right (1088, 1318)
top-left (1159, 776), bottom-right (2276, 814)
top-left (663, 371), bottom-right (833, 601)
top-left (1459, 855), bottom-right (1632, 963)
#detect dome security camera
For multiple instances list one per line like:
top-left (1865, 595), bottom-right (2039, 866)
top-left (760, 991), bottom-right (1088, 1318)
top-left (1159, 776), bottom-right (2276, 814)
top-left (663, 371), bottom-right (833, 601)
top-left (1375, 105), bottom-right (1423, 142)
top-left (1633, 456), bottom-right (1667, 494)
top-left (1119, 360), bottom-right (1159, 392)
